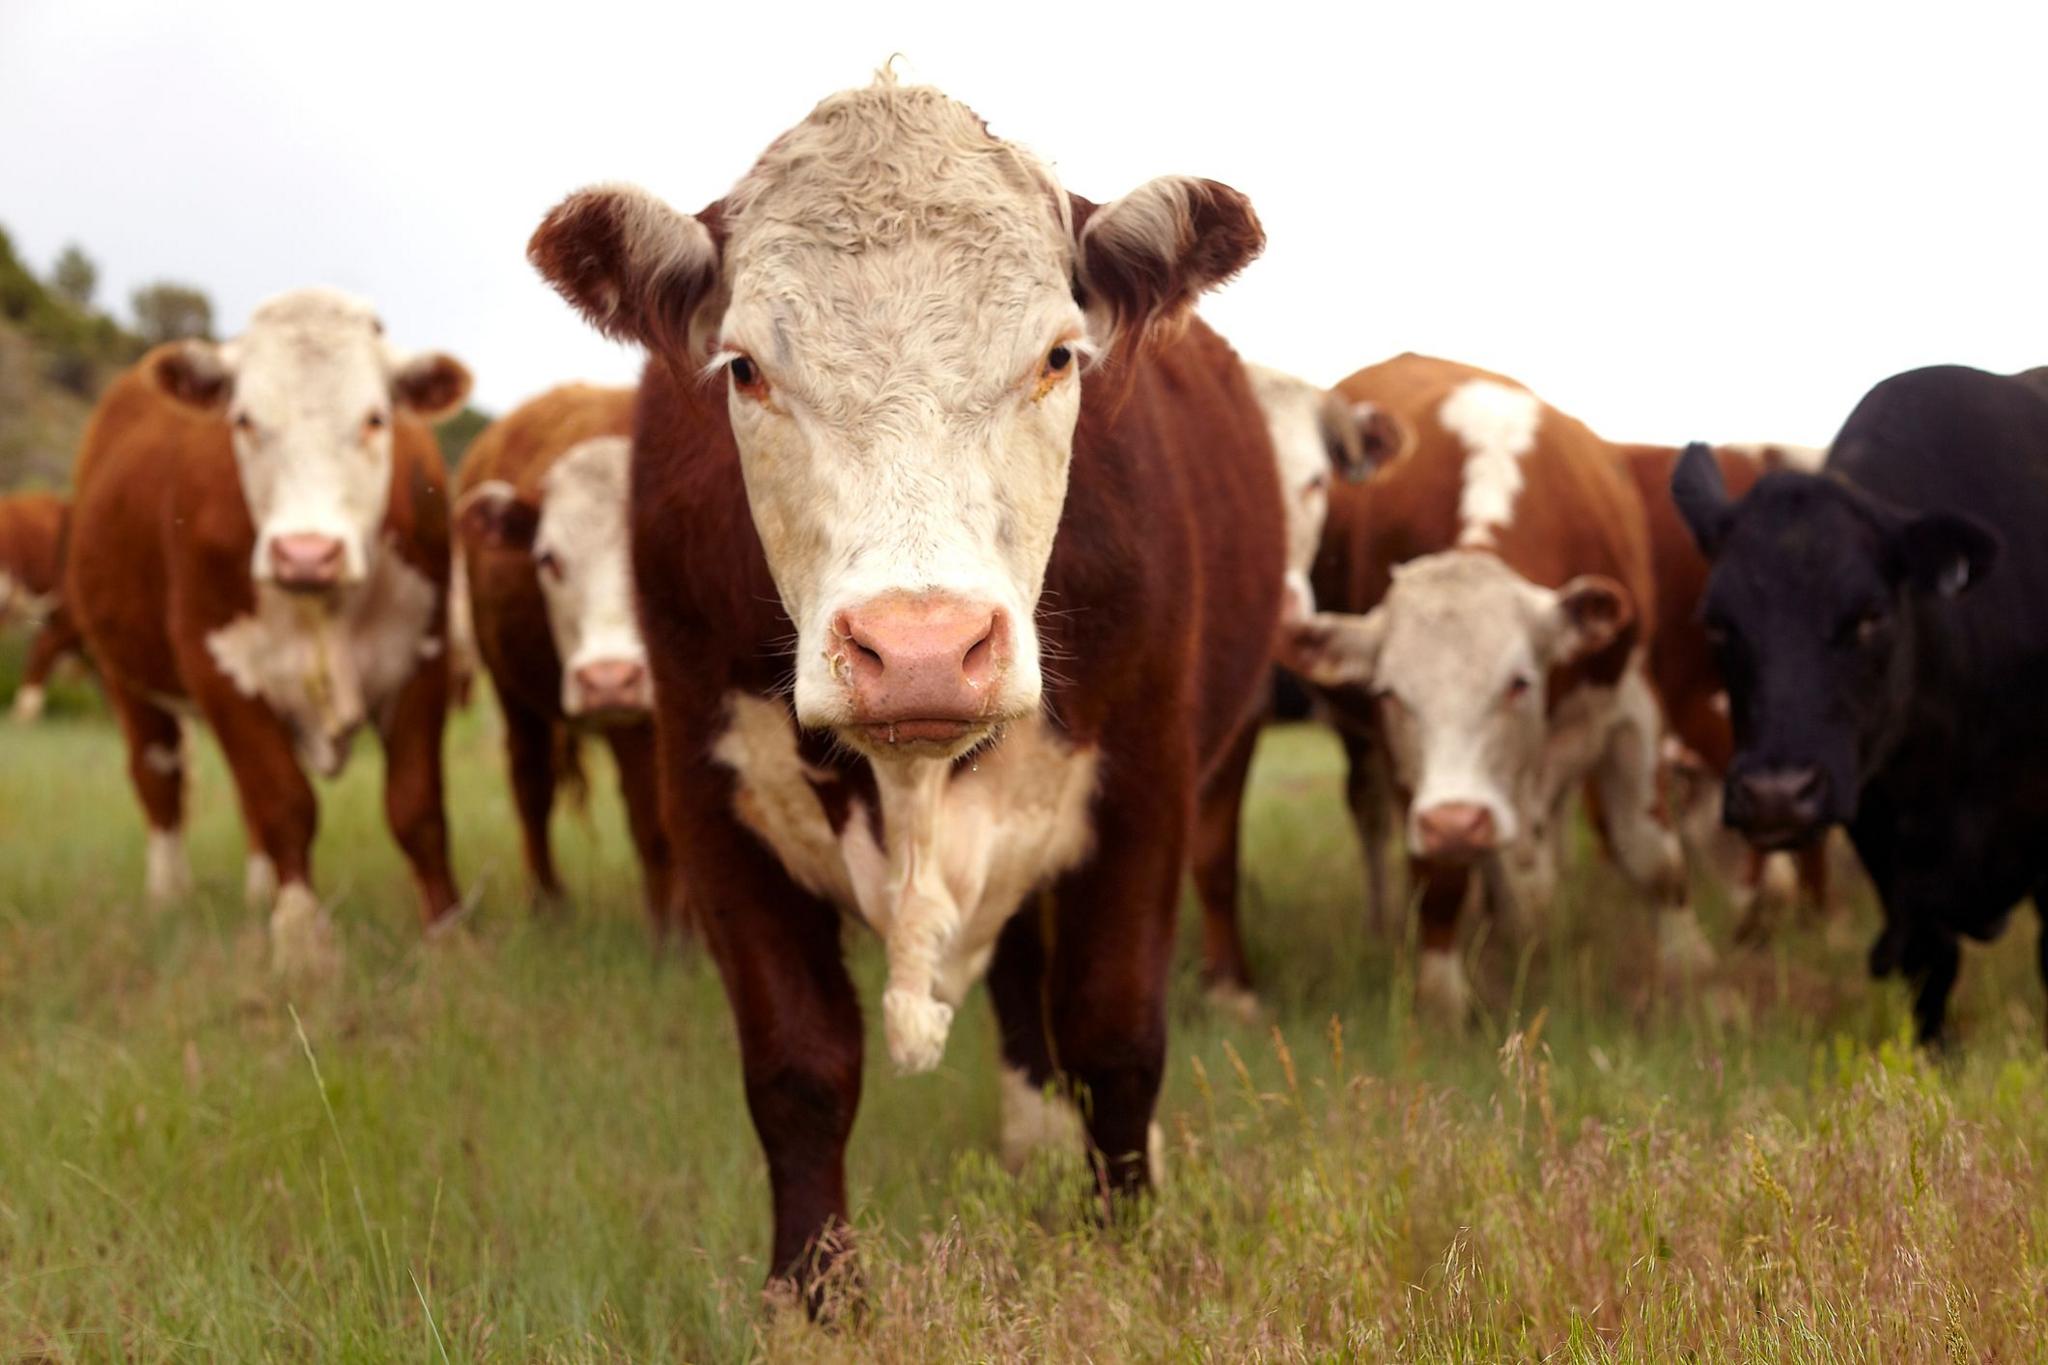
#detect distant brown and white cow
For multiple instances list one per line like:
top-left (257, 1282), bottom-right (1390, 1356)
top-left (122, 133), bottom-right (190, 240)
top-left (0, 491), bottom-right (84, 721)
top-left (455, 384), bottom-right (679, 933)
top-left (66, 288), bottom-right (471, 974)
top-left (529, 75), bottom-right (1280, 1303)
top-left (1615, 440), bottom-right (1855, 937)
top-left (1279, 353), bottom-right (1715, 1018)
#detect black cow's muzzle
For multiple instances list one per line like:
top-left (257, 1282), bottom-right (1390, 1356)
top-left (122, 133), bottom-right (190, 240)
top-left (1724, 765), bottom-right (1830, 850)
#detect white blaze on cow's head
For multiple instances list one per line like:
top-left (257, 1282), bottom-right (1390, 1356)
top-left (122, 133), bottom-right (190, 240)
top-left (527, 76), bottom-right (1263, 759)
top-left (459, 436), bottom-right (650, 721)
top-left (1281, 552), bottom-right (1632, 860)
top-left (147, 288), bottom-right (471, 593)
top-left (1245, 364), bottom-right (1408, 622)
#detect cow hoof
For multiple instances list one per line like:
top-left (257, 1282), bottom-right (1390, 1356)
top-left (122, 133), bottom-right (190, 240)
top-left (997, 1065), bottom-right (1083, 1171)
top-left (270, 886), bottom-right (341, 983)
top-left (1202, 979), bottom-right (1263, 1023)
top-left (10, 685), bottom-right (45, 723)
top-left (1656, 908), bottom-right (1718, 977)
top-left (883, 988), bottom-right (953, 1074)
top-left (145, 830), bottom-right (193, 909)
top-left (1414, 950), bottom-right (1475, 1024)
top-left (244, 854), bottom-right (279, 913)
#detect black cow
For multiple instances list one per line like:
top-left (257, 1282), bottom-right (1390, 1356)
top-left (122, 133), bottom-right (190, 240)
top-left (1672, 365), bottom-right (2048, 1045)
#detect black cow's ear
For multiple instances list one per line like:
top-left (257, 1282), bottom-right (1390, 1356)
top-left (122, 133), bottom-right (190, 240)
top-left (1670, 441), bottom-right (1732, 557)
top-left (1895, 512), bottom-right (1999, 599)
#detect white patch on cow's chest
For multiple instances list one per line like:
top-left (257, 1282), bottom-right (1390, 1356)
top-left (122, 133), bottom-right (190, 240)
top-left (714, 691), bottom-right (1100, 1072)
top-left (205, 537), bottom-right (438, 777)
top-left (1440, 380), bottom-right (1542, 548)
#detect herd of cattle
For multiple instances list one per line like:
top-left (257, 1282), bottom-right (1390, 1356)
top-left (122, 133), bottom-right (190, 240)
top-left (4, 76), bottom-right (2047, 1302)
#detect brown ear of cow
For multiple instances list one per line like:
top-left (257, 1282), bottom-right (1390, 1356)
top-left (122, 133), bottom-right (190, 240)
top-left (1553, 575), bottom-right (1634, 661)
top-left (1074, 176), bottom-right (1265, 360)
top-left (1325, 397), bottom-right (1411, 483)
top-left (146, 340), bottom-right (232, 413)
top-left (393, 352), bottom-right (474, 420)
top-left (456, 482), bottom-right (540, 552)
top-left (528, 184), bottom-right (725, 362)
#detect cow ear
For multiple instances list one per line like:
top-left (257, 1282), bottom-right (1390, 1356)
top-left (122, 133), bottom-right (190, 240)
top-left (529, 184), bottom-right (725, 362)
top-left (392, 351), bottom-right (473, 420)
top-left (1325, 397), bottom-right (1410, 483)
top-left (1894, 512), bottom-right (1998, 599)
top-left (1277, 606), bottom-right (1387, 686)
top-left (457, 481), bottom-right (540, 552)
top-left (146, 340), bottom-right (233, 413)
top-left (1670, 441), bottom-right (1732, 557)
top-left (1548, 574), bottom-right (1634, 663)
top-left (1074, 177), bottom-right (1264, 357)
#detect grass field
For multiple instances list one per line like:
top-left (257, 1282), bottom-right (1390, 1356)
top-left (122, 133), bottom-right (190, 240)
top-left (1, 668), bottom-right (2044, 1361)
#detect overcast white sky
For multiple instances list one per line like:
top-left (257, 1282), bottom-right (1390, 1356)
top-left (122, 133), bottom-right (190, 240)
top-left (3, 1), bottom-right (2043, 447)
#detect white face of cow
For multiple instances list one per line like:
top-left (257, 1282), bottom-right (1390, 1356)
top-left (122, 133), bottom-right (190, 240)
top-left (528, 77), bottom-right (1264, 760)
top-left (460, 436), bottom-right (652, 721)
top-left (1282, 552), bottom-right (1631, 860)
top-left (148, 288), bottom-right (471, 592)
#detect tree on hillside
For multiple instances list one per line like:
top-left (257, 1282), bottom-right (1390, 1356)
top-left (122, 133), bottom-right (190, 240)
top-left (131, 283), bottom-right (214, 346)
top-left (51, 245), bottom-right (96, 309)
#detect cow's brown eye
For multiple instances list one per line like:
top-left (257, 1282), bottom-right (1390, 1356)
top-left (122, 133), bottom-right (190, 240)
top-left (364, 411), bottom-right (387, 432)
top-left (728, 355), bottom-right (763, 395)
top-left (1046, 344), bottom-right (1073, 373)
top-left (536, 549), bottom-right (564, 582)
top-left (233, 413), bottom-right (255, 433)
top-left (1505, 675), bottom-right (1532, 703)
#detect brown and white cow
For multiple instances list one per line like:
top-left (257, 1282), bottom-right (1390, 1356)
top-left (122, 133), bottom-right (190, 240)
top-left (0, 491), bottom-right (84, 721)
top-left (1279, 353), bottom-right (1715, 1019)
top-left (66, 288), bottom-right (471, 974)
top-left (529, 75), bottom-right (1280, 1302)
top-left (454, 383), bottom-right (679, 933)
top-left (1615, 440), bottom-right (1856, 938)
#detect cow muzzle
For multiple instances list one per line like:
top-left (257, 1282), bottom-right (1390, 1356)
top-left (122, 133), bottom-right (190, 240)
top-left (831, 594), bottom-right (1011, 751)
top-left (268, 533), bottom-right (349, 592)
top-left (1414, 801), bottom-right (1499, 862)
top-left (1724, 765), bottom-right (1829, 850)
top-left (568, 657), bottom-right (652, 722)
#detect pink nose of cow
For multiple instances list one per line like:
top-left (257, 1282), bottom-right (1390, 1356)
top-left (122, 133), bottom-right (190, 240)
top-left (270, 534), bottom-right (346, 590)
top-left (833, 596), bottom-right (1009, 746)
top-left (1416, 802), bottom-right (1498, 861)
top-left (571, 659), bottom-right (651, 718)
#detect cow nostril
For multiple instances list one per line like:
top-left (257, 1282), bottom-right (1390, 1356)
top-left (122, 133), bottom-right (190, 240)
top-left (960, 613), bottom-right (1000, 683)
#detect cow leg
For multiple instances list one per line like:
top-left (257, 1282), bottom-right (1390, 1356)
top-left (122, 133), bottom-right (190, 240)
top-left (1902, 922), bottom-right (1961, 1048)
top-left (1413, 857), bottom-right (1474, 1022)
top-left (1045, 778), bottom-right (1185, 1204)
top-left (1192, 714), bottom-right (1260, 1015)
top-left (1592, 670), bottom-right (1716, 977)
top-left (704, 851), bottom-right (864, 1311)
top-left (501, 700), bottom-right (564, 909)
top-left (192, 684), bottom-right (329, 978)
top-left (375, 657), bottom-right (460, 927)
top-left (985, 909), bottom-right (1087, 1171)
top-left (1340, 727), bottom-right (1398, 934)
top-left (106, 682), bottom-right (191, 907)
top-left (606, 723), bottom-right (681, 938)
top-left (11, 610), bottom-right (75, 722)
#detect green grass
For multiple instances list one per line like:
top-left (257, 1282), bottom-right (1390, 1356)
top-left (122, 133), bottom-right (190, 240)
top-left (0, 706), bottom-right (2043, 1361)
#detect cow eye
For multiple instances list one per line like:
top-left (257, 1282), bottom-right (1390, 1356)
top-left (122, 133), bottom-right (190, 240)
top-left (1046, 344), bottom-right (1074, 374)
top-left (232, 412), bottom-right (255, 433)
top-left (364, 411), bottom-right (387, 433)
top-left (535, 549), bottom-right (564, 582)
top-left (727, 354), bottom-right (766, 398)
top-left (1504, 674), bottom-right (1532, 703)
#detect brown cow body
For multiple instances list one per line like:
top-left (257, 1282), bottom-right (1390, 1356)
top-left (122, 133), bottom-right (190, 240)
top-left (65, 291), bottom-right (467, 973)
top-left (624, 311), bottom-right (1282, 1283)
top-left (0, 491), bottom-right (83, 720)
top-left (1270, 353), bottom-right (1713, 1017)
top-left (455, 384), bottom-right (677, 931)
